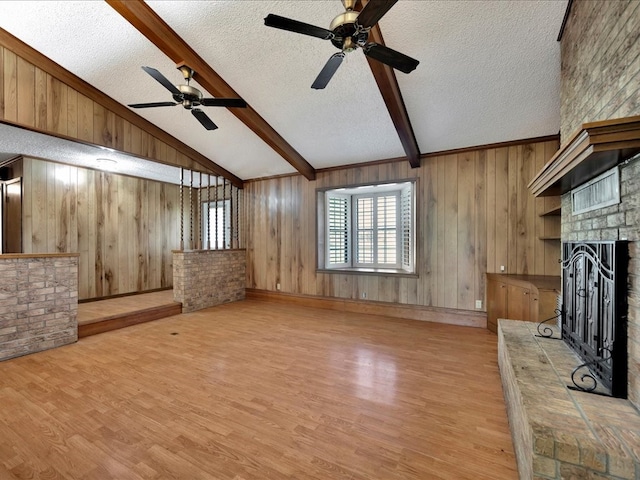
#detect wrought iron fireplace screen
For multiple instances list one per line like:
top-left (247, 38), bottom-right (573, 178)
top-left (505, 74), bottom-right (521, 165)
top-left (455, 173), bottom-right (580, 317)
top-left (561, 241), bottom-right (628, 397)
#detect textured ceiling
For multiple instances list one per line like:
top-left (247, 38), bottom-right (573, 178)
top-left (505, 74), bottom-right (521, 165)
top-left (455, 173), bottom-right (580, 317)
top-left (0, 0), bottom-right (567, 182)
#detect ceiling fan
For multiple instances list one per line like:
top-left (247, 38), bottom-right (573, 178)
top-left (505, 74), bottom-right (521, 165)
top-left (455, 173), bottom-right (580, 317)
top-left (128, 64), bottom-right (247, 131)
top-left (264, 0), bottom-right (419, 89)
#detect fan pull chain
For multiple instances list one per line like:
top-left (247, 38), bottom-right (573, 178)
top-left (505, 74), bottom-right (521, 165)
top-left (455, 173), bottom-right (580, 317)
top-left (206, 174), bottom-right (211, 250)
top-left (179, 168), bottom-right (184, 251)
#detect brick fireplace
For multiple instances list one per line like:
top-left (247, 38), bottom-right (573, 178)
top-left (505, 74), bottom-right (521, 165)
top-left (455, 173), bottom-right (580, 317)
top-left (499, 137), bottom-right (640, 479)
top-left (498, 1), bottom-right (640, 477)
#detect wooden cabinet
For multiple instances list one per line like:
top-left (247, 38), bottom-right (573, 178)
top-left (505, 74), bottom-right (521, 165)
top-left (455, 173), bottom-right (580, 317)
top-left (486, 274), bottom-right (560, 333)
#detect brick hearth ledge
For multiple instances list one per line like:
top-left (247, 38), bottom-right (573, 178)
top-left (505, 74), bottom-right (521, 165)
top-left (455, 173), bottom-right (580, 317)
top-left (498, 319), bottom-right (640, 479)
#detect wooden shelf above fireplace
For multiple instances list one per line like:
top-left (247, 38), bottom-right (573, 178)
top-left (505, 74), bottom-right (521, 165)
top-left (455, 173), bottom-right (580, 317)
top-left (528, 116), bottom-right (640, 197)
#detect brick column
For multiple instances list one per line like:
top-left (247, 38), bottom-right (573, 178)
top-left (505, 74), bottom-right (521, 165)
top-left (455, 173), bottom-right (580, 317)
top-left (173, 249), bottom-right (245, 313)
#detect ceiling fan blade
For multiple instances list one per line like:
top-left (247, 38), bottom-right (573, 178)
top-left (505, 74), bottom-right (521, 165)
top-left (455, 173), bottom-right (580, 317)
top-left (128, 102), bottom-right (179, 109)
top-left (311, 53), bottom-right (345, 90)
top-left (264, 14), bottom-right (334, 40)
top-left (356, 0), bottom-right (398, 29)
top-left (141, 66), bottom-right (182, 96)
top-left (201, 98), bottom-right (248, 108)
top-left (363, 43), bottom-right (419, 74)
top-left (192, 109), bottom-right (218, 131)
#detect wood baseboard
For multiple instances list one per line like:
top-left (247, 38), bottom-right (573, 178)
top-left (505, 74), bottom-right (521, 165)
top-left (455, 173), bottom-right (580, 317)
top-left (245, 289), bottom-right (487, 328)
top-left (78, 303), bottom-right (182, 338)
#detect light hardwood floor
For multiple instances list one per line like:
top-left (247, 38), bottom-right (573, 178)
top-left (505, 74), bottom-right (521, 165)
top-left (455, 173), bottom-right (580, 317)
top-left (0, 299), bottom-right (518, 479)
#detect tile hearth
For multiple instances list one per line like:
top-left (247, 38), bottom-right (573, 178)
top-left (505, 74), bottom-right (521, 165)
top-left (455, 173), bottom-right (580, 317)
top-left (498, 320), bottom-right (640, 479)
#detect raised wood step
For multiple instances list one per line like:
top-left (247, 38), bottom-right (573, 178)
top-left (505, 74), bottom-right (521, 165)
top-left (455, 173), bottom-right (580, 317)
top-left (77, 290), bottom-right (182, 338)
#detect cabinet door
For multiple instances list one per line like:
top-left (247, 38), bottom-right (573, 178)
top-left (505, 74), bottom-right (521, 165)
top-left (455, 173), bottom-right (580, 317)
top-left (529, 293), bottom-right (540, 323)
top-left (506, 284), bottom-right (531, 321)
top-left (487, 280), bottom-right (507, 333)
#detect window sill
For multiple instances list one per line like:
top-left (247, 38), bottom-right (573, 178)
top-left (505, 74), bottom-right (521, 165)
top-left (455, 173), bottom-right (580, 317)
top-left (317, 268), bottom-right (418, 278)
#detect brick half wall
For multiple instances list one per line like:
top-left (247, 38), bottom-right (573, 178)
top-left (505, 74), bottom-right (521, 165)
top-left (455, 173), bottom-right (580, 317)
top-left (0, 254), bottom-right (78, 361)
top-left (173, 249), bottom-right (246, 313)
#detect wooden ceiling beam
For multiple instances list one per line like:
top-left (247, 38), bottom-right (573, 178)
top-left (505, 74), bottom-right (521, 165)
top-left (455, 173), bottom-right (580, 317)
top-left (106, 0), bottom-right (316, 181)
top-left (359, 1), bottom-right (421, 168)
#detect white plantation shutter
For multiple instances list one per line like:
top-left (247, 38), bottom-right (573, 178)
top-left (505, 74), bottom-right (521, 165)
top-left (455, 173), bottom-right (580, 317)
top-left (400, 184), bottom-right (413, 270)
top-left (354, 192), bottom-right (400, 268)
top-left (356, 196), bottom-right (374, 264)
top-left (376, 194), bottom-right (398, 265)
top-left (326, 193), bottom-right (350, 267)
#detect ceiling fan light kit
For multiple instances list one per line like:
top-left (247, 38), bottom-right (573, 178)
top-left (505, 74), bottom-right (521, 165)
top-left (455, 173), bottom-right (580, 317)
top-left (128, 65), bottom-right (247, 131)
top-left (264, 0), bottom-right (419, 89)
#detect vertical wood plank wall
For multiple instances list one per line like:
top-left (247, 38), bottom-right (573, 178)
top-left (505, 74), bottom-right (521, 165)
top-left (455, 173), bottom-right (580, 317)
top-left (0, 44), bottom-right (201, 171)
top-left (21, 157), bottom-right (180, 300)
top-left (245, 140), bottom-right (560, 312)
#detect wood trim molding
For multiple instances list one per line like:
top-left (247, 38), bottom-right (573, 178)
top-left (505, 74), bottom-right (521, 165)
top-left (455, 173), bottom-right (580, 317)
top-left (0, 154), bottom-right (23, 170)
top-left (421, 134), bottom-right (560, 159)
top-left (0, 27), bottom-right (243, 187)
top-left (244, 134), bottom-right (561, 183)
top-left (557, 0), bottom-right (574, 41)
top-left (245, 288), bottom-right (487, 328)
top-left (0, 253), bottom-right (80, 259)
top-left (106, 0), bottom-right (316, 182)
top-left (78, 303), bottom-right (182, 337)
top-left (528, 116), bottom-right (640, 197)
top-left (359, 0), bottom-right (420, 168)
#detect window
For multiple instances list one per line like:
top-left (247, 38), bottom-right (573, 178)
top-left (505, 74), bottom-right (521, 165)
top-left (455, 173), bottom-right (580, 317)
top-left (202, 199), bottom-right (231, 249)
top-left (318, 181), bottom-right (415, 273)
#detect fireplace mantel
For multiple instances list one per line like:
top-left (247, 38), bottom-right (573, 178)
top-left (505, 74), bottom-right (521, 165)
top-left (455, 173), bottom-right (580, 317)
top-left (529, 116), bottom-right (640, 197)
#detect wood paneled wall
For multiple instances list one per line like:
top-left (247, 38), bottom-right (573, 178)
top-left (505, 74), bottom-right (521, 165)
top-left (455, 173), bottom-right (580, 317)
top-left (21, 157), bottom-right (180, 300)
top-left (0, 44), bottom-right (202, 172)
top-left (245, 140), bottom-right (560, 312)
